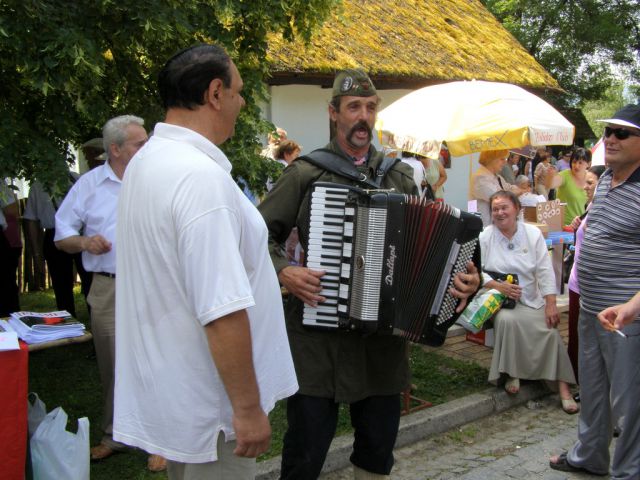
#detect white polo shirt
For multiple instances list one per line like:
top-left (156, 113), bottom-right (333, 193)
top-left (54, 164), bottom-right (121, 274)
top-left (114, 123), bottom-right (298, 463)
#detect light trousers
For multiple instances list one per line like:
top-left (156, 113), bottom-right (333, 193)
top-left (167, 433), bottom-right (255, 480)
top-left (87, 274), bottom-right (126, 450)
top-left (568, 308), bottom-right (640, 479)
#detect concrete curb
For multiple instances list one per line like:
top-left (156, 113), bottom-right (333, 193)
top-left (257, 382), bottom-right (551, 479)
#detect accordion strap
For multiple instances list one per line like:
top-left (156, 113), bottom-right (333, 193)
top-left (300, 148), bottom-right (399, 188)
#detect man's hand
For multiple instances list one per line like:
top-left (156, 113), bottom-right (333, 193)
top-left (205, 310), bottom-right (271, 458)
top-left (451, 261), bottom-right (481, 313)
top-left (82, 234), bottom-right (112, 255)
top-left (598, 293), bottom-right (640, 331)
top-left (232, 407), bottom-right (271, 458)
top-left (278, 266), bottom-right (326, 307)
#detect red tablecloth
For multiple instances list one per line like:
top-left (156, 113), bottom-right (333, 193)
top-left (0, 341), bottom-right (28, 480)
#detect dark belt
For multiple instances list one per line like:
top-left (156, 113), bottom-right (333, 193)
top-left (95, 272), bottom-right (116, 279)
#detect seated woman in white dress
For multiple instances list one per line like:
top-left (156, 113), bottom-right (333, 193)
top-left (480, 190), bottom-right (578, 414)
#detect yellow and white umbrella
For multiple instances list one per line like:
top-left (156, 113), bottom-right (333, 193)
top-left (376, 80), bottom-right (575, 159)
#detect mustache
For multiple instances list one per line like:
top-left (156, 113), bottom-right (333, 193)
top-left (347, 121), bottom-right (372, 139)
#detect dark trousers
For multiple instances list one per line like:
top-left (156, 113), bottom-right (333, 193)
top-left (43, 229), bottom-right (92, 317)
top-left (0, 233), bottom-right (21, 317)
top-left (43, 229), bottom-right (76, 316)
top-left (280, 393), bottom-right (400, 479)
top-left (568, 289), bottom-right (580, 381)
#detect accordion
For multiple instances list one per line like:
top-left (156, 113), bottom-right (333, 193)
top-left (303, 182), bottom-right (482, 346)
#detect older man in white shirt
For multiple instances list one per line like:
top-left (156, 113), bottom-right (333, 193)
top-left (54, 115), bottom-right (159, 468)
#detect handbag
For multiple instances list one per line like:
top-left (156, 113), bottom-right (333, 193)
top-left (483, 270), bottom-right (519, 309)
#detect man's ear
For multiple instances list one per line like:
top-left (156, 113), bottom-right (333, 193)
top-left (207, 78), bottom-right (224, 109)
top-left (328, 104), bottom-right (337, 122)
top-left (108, 143), bottom-right (119, 160)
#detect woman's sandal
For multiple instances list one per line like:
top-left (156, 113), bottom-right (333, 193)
top-left (505, 377), bottom-right (520, 394)
top-left (549, 452), bottom-right (607, 476)
top-left (561, 397), bottom-right (580, 414)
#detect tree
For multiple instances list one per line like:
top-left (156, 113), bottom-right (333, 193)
top-left (0, 0), bottom-right (338, 194)
top-left (481, 0), bottom-right (640, 106)
top-left (582, 80), bottom-right (627, 139)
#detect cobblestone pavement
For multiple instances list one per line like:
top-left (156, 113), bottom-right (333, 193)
top-left (321, 395), bottom-right (615, 479)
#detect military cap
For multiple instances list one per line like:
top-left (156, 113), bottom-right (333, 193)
top-left (81, 137), bottom-right (104, 150)
top-left (332, 69), bottom-right (377, 98)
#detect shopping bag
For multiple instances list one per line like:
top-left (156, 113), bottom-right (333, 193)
top-left (27, 392), bottom-right (48, 438)
top-left (30, 406), bottom-right (90, 480)
top-left (456, 289), bottom-right (505, 333)
top-left (483, 271), bottom-right (519, 309)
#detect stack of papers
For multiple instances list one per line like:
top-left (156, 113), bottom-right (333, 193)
top-left (0, 320), bottom-right (20, 351)
top-left (7, 311), bottom-right (85, 344)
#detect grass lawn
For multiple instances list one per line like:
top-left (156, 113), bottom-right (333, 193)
top-left (22, 288), bottom-right (488, 479)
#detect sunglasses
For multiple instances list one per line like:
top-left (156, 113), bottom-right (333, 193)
top-left (604, 126), bottom-right (640, 140)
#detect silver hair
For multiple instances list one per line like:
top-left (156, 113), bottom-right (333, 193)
top-left (515, 174), bottom-right (530, 186)
top-left (102, 115), bottom-right (145, 158)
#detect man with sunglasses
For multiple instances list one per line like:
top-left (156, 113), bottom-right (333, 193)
top-left (550, 104), bottom-right (640, 479)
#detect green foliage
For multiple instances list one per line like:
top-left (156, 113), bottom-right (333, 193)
top-left (582, 81), bottom-right (627, 138)
top-left (481, 0), bottom-right (640, 106)
top-left (0, 0), bottom-right (338, 194)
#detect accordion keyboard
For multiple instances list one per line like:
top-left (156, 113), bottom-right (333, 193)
top-left (303, 185), bottom-right (353, 328)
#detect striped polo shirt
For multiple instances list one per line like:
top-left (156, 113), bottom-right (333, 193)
top-left (577, 166), bottom-right (640, 315)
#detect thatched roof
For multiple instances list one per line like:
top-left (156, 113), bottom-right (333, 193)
top-left (267, 0), bottom-right (561, 92)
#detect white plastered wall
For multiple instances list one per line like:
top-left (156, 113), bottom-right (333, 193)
top-left (264, 85), bottom-right (476, 211)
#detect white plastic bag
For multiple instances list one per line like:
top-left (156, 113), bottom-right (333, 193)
top-left (456, 288), bottom-right (505, 333)
top-left (30, 406), bottom-right (90, 480)
top-left (27, 393), bottom-right (48, 438)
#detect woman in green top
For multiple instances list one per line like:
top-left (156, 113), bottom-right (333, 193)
top-left (555, 148), bottom-right (591, 225)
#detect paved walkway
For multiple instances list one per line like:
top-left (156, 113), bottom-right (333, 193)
top-left (257, 293), bottom-right (576, 479)
top-left (321, 395), bottom-right (611, 479)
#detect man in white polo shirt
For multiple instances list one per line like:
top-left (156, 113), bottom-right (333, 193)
top-left (54, 115), bottom-right (153, 465)
top-left (114, 44), bottom-right (297, 479)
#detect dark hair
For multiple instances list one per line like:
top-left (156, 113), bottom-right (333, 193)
top-left (329, 96), bottom-right (342, 112)
top-left (489, 190), bottom-right (521, 211)
top-left (531, 148), bottom-right (549, 186)
top-left (275, 140), bottom-right (301, 160)
top-left (158, 44), bottom-right (231, 110)
top-left (569, 147), bottom-right (592, 168)
top-left (588, 165), bottom-right (606, 179)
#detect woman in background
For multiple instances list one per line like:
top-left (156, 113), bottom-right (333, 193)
top-left (420, 153), bottom-right (447, 200)
top-left (566, 165), bottom-right (606, 383)
top-left (555, 148), bottom-right (592, 226)
top-left (533, 148), bottom-right (557, 199)
top-left (470, 149), bottom-right (521, 226)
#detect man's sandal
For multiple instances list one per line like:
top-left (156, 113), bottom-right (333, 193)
top-left (549, 452), bottom-right (607, 476)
